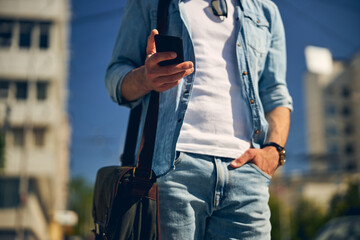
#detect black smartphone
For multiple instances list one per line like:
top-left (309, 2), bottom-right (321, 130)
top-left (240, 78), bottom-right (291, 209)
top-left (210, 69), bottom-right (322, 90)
top-left (154, 35), bottom-right (184, 66)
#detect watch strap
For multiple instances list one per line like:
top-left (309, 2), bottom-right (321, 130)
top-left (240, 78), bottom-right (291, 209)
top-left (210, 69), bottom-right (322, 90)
top-left (261, 142), bottom-right (284, 151)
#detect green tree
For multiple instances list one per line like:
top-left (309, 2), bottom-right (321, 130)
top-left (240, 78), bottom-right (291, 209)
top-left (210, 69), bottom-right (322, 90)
top-left (269, 195), bottom-right (281, 240)
top-left (290, 198), bottom-right (326, 240)
top-left (328, 180), bottom-right (360, 218)
top-left (68, 176), bottom-right (94, 238)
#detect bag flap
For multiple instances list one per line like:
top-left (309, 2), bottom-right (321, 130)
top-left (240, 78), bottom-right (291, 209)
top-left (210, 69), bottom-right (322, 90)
top-left (92, 166), bottom-right (133, 224)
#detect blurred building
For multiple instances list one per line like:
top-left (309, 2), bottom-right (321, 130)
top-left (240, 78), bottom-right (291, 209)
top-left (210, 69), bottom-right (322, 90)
top-left (305, 47), bottom-right (360, 173)
top-left (0, 0), bottom-right (71, 239)
top-left (274, 47), bottom-right (360, 211)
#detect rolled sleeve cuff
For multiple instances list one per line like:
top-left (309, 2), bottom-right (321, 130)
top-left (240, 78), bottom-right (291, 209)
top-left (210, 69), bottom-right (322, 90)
top-left (105, 64), bottom-right (142, 109)
top-left (260, 85), bottom-right (293, 113)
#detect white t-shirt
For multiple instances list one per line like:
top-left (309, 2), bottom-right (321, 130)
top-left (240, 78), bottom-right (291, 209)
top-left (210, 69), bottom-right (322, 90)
top-left (176, 0), bottom-right (252, 159)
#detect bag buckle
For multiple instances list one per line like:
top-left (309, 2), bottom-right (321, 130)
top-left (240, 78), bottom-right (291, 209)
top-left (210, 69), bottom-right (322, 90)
top-left (132, 167), bottom-right (153, 180)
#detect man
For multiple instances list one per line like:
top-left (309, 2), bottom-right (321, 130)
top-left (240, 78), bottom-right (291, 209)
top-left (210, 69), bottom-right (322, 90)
top-left (105, 0), bottom-right (293, 239)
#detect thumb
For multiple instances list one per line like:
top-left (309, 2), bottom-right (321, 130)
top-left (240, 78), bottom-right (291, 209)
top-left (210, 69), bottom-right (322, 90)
top-left (230, 150), bottom-right (254, 168)
top-left (146, 29), bottom-right (159, 56)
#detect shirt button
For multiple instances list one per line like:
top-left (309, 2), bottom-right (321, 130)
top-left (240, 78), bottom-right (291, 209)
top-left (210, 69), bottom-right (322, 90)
top-left (237, 43), bottom-right (241, 47)
top-left (243, 71), bottom-right (247, 75)
top-left (255, 130), bottom-right (259, 134)
top-left (250, 99), bottom-right (254, 104)
top-left (257, 20), bottom-right (260, 24)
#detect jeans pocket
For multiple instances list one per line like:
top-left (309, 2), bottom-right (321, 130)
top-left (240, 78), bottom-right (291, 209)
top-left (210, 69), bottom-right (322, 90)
top-left (248, 163), bottom-right (272, 181)
top-left (174, 151), bottom-right (184, 166)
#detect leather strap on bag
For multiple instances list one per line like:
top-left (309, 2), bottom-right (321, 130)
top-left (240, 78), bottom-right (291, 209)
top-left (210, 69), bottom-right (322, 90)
top-left (121, 104), bottom-right (142, 166)
top-left (134, 0), bottom-right (172, 179)
top-left (157, 0), bottom-right (171, 35)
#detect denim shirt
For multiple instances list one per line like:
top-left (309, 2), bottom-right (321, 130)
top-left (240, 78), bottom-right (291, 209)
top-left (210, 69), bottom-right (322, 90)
top-left (105, 0), bottom-right (293, 177)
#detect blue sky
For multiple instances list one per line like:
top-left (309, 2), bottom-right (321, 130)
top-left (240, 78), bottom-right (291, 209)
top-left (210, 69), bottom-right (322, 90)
top-left (69, 0), bottom-right (360, 182)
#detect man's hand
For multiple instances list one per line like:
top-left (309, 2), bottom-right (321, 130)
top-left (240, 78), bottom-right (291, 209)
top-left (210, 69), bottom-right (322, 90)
top-left (143, 29), bottom-right (194, 92)
top-left (230, 146), bottom-right (279, 176)
top-left (121, 29), bottom-right (194, 102)
top-left (229, 106), bottom-right (291, 176)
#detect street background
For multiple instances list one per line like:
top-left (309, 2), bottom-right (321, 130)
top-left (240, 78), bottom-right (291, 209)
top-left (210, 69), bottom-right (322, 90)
top-left (1, 0), bottom-right (360, 239)
top-left (68, 1), bottom-right (360, 238)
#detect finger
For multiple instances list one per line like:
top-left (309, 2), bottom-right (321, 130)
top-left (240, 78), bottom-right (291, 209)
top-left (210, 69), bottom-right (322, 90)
top-left (153, 68), bottom-right (194, 90)
top-left (147, 51), bottom-right (178, 67)
top-left (157, 80), bottom-right (182, 92)
top-left (230, 149), bottom-right (255, 168)
top-left (145, 53), bottom-right (179, 80)
top-left (154, 61), bottom-right (194, 77)
top-left (146, 54), bottom-right (191, 79)
top-left (146, 29), bottom-right (159, 56)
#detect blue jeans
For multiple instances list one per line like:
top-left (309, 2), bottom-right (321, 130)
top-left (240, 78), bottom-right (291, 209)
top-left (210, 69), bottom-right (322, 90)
top-left (157, 152), bottom-right (272, 240)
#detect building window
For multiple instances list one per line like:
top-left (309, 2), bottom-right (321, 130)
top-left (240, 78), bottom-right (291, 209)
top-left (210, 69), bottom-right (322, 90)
top-left (19, 21), bottom-right (34, 48)
top-left (15, 81), bottom-right (28, 100)
top-left (1, 19), bottom-right (52, 50)
top-left (342, 87), bottom-right (351, 99)
top-left (33, 127), bottom-right (46, 147)
top-left (36, 81), bottom-right (48, 100)
top-left (342, 106), bottom-right (351, 117)
top-left (0, 80), bottom-right (9, 99)
top-left (326, 126), bottom-right (337, 136)
top-left (327, 143), bottom-right (338, 154)
top-left (325, 105), bottom-right (336, 117)
top-left (345, 161), bottom-right (357, 172)
top-left (344, 143), bottom-right (354, 156)
top-left (344, 124), bottom-right (353, 136)
top-left (326, 86), bottom-right (336, 96)
top-left (12, 127), bottom-right (24, 147)
top-left (39, 22), bottom-right (50, 49)
top-left (0, 19), bottom-right (14, 48)
top-left (0, 178), bottom-right (20, 208)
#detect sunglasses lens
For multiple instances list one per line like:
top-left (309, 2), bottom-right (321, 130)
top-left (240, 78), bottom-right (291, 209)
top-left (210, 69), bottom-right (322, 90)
top-left (211, 0), bottom-right (228, 17)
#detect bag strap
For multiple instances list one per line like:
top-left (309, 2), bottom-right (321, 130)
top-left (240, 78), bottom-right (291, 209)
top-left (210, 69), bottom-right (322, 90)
top-left (157, 0), bottom-right (171, 35)
top-left (121, 0), bottom-right (171, 167)
top-left (133, 0), bottom-right (172, 178)
top-left (121, 104), bottom-right (142, 166)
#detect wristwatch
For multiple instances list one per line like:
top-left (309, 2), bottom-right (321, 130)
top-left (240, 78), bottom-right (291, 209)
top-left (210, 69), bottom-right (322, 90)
top-left (261, 142), bottom-right (286, 166)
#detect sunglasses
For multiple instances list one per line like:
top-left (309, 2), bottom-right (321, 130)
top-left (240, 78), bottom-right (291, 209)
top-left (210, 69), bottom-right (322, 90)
top-left (211, 0), bottom-right (228, 18)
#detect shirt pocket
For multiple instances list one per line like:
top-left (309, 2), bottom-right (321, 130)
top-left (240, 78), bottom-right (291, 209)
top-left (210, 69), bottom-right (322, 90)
top-left (243, 11), bottom-right (271, 55)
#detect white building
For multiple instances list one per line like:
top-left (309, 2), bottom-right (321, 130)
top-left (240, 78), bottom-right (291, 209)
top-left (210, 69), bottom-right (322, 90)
top-left (0, 0), bottom-right (71, 239)
top-left (278, 47), bottom-right (360, 212)
top-left (305, 47), bottom-right (360, 173)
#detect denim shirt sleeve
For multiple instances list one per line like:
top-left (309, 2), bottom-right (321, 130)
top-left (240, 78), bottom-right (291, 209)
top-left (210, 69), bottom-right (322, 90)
top-left (105, 0), bottom-right (152, 108)
top-left (258, 3), bottom-right (293, 113)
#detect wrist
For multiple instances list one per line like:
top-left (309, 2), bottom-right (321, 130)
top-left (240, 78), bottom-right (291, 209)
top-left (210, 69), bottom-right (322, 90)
top-left (122, 66), bottom-right (151, 102)
top-left (136, 66), bottom-right (153, 93)
top-left (261, 142), bottom-right (287, 166)
top-left (263, 146), bottom-right (280, 166)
